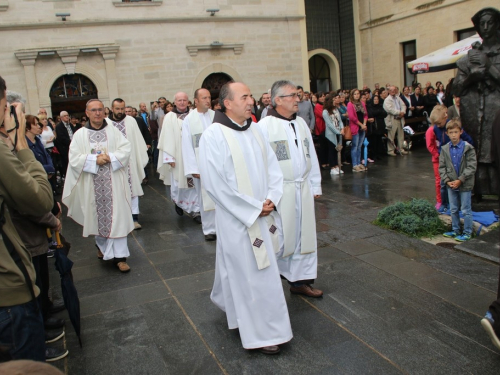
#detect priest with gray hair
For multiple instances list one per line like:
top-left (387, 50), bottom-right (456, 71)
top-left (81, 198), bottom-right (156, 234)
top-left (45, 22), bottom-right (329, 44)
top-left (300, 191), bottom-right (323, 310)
top-left (258, 80), bottom-right (323, 298)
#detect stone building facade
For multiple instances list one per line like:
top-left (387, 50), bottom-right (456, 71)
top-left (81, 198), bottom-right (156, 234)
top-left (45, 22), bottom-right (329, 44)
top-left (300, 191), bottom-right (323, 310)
top-left (0, 0), bottom-right (310, 116)
top-left (356, 0), bottom-right (492, 90)
top-left (0, 0), bottom-right (492, 116)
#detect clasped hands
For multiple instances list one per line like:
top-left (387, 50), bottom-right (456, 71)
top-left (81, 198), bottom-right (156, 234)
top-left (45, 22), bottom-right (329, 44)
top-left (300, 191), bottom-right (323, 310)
top-left (259, 199), bottom-right (275, 217)
top-left (96, 153), bottom-right (111, 165)
top-left (447, 179), bottom-right (462, 189)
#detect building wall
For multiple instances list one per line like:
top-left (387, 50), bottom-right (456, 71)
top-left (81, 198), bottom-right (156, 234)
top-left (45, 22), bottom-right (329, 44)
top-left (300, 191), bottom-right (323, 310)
top-left (356, 0), bottom-right (491, 89)
top-left (0, 0), bottom-right (308, 115)
top-left (304, 0), bottom-right (357, 89)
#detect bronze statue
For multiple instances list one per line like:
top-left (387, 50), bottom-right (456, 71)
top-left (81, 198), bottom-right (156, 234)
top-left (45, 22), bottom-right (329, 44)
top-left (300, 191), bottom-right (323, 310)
top-left (454, 7), bottom-right (500, 197)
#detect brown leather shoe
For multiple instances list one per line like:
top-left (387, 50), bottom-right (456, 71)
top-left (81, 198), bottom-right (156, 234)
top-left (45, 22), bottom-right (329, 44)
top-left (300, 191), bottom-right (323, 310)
top-left (96, 245), bottom-right (104, 260)
top-left (290, 284), bottom-right (323, 298)
top-left (204, 234), bottom-right (216, 241)
top-left (258, 345), bottom-right (280, 355)
top-left (116, 262), bottom-right (130, 273)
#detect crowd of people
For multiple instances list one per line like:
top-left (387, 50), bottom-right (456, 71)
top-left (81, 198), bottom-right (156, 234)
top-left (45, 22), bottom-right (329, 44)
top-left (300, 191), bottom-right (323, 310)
top-left (1, 69), bottom-right (500, 373)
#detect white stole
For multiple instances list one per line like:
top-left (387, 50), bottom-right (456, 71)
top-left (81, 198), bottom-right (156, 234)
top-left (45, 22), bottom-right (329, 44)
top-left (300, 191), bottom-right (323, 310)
top-left (218, 124), bottom-right (279, 270)
top-left (190, 110), bottom-right (215, 211)
top-left (266, 116), bottom-right (316, 257)
top-left (158, 112), bottom-right (190, 189)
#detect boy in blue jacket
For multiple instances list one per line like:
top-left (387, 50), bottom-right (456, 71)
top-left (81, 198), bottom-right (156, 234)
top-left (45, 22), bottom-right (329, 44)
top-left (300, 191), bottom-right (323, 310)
top-left (438, 118), bottom-right (477, 242)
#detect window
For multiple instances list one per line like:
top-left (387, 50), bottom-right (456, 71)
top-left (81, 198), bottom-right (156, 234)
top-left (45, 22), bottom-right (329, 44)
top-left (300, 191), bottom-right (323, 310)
top-left (308, 55), bottom-right (331, 94)
top-left (402, 41), bottom-right (416, 87)
top-left (456, 27), bottom-right (476, 41)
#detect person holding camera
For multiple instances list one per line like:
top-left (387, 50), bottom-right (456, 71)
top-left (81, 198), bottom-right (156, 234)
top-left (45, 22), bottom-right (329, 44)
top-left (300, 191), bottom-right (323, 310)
top-left (0, 75), bottom-right (54, 362)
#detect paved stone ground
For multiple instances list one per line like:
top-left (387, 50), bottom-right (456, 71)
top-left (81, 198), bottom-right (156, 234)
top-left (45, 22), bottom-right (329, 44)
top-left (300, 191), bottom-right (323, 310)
top-left (49, 146), bottom-right (500, 374)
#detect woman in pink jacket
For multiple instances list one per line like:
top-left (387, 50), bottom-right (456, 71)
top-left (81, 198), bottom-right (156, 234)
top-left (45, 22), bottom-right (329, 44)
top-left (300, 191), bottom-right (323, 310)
top-left (347, 89), bottom-right (368, 172)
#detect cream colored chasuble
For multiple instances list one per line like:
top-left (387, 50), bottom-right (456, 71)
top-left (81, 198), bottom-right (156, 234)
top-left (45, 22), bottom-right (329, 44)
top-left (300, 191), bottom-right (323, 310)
top-left (265, 115), bottom-right (316, 257)
top-left (188, 110), bottom-right (215, 211)
top-left (218, 124), bottom-right (279, 270)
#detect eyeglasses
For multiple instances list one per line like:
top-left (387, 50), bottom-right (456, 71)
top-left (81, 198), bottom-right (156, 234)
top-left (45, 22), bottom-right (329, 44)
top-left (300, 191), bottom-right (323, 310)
top-left (279, 93), bottom-right (299, 98)
top-left (89, 108), bottom-right (104, 113)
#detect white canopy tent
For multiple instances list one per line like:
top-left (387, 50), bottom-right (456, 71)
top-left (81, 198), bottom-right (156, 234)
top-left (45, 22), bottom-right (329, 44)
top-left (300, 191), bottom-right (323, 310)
top-left (407, 34), bottom-right (482, 74)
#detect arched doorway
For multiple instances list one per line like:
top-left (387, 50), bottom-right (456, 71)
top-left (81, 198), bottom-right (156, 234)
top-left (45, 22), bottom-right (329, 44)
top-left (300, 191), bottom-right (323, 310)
top-left (309, 55), bottom-right (331, 94)
top-left (202, 73), bottom-right (233, 100)
top-left (50, 74), bottom-right (98, 119)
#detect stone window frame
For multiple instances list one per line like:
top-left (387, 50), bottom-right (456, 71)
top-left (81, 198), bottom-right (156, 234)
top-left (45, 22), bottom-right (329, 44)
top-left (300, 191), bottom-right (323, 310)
top-left (0, 0), bottom-right (8, 12)
top-left (113, 0), bottom-right (163, 7)
top-left (402, 40), bottom-right (416, 87)
top-left (455, 27), bottom-right (476, 42)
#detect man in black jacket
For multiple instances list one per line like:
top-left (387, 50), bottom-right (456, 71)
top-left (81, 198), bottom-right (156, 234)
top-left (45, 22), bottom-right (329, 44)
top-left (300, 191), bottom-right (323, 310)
top-left (423, 87), bottom-right (440, 116)
top-left (125, 106), bottom-right (152, 184)
top-left (54, 111), bottom-right (72, 177)
top-left (410, 86), bottom-right (425, 117)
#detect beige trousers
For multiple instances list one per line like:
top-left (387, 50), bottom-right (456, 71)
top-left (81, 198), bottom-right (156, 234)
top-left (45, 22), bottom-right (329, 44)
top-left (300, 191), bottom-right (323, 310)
top-left (387, 119), bottom-right (404, 154)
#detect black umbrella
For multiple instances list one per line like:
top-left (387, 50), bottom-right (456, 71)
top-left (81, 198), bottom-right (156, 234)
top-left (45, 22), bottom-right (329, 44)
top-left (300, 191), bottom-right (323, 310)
top-left (54, 231), bottom-right (82, 347)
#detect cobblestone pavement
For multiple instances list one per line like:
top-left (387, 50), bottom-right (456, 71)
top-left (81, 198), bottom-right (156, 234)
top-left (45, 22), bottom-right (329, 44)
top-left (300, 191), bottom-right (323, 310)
top-left (50, 146), bottom-right (500, 374)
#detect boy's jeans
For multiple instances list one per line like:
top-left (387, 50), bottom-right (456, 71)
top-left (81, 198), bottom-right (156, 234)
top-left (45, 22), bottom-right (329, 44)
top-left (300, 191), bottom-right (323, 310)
top-left (440, 179), bottom-right (449, 207)
top-left (447, 188), bottom-right (472, 234)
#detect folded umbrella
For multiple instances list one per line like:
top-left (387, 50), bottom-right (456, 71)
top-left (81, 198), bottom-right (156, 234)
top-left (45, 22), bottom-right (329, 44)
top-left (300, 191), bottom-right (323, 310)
top-left (54, 231), bottom-right (82, 347)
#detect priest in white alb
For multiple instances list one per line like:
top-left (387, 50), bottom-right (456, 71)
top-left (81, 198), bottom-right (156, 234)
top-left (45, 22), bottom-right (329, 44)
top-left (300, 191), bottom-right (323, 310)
top-left (258, 80), bottom-right (323, 298)
top-left (199, 82), bottom-right (292, 355)
top-left (62, 99), bottom-right (133, 273)
top-left (106, 98), bottom-right (149, 230)
top-left (157, 92), bottom-right (200, 222)
top-left (181, 88), bottom-right (217, 241)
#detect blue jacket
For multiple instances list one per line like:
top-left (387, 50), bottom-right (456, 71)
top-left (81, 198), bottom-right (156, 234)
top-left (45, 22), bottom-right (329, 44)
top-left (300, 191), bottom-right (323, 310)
top-left (433, 124), bottom-right (473, 154)
top-left (27, 136), bottom-right (55, 175)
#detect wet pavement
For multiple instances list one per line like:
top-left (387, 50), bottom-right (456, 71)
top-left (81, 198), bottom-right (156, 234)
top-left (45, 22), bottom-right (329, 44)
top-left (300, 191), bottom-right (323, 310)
top-left (49, 145), bottom-right (500, 374)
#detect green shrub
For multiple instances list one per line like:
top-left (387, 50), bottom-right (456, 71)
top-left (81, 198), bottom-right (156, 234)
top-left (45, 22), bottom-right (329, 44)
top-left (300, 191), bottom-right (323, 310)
top-left (378, 202), bottom-right (408, 223)
top-left (376, 199), bottom-right (446, 237)
top-left (408, 198), bottom-right (438, 220)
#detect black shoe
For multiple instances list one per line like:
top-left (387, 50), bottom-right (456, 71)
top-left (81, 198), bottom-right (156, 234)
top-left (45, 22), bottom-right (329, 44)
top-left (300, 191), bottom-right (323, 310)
top-left (47, 249), bottom-right (55, 258)
top-left (193, 215), bottom-right (202, 224)
top-left (49, 299), bottom-right (66, 314)
top-left (175, 204), bottom-right (184, 216)
top-left (46, 347), bottom-right (69, 362)
top-left (258, 345), bottom-right (280, 355)
top-left (44, 317), bottom-right (65, 330)
top-left (45, 329), bottom-right (65, 343)
top-left (204, 234), bottom-right (216, 241)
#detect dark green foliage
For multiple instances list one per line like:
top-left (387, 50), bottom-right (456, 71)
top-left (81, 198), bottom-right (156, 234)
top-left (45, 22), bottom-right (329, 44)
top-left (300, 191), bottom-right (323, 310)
top-left (376, 199), bottom-right (446, 237)
top-left (409, 198), bottom-right (437, 219)
top-left (378, 202), bottom-right (408, 223)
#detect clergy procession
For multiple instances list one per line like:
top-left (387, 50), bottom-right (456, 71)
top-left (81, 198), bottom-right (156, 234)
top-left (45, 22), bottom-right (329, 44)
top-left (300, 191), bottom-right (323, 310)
top-left (3, 66), bottom-right (500, 371)
top-left (0, 73), bottom-right (325, 367)
top-left (101, 80), bottom-right (321, 354)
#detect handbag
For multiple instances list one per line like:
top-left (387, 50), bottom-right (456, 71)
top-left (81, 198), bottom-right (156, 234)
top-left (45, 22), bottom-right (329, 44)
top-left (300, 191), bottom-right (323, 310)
top-left (342, 125), bottom-right (352, 140)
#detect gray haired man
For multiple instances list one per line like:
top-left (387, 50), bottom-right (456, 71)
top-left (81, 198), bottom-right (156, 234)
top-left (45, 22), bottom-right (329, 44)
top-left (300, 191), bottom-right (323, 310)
top-left (258, 80), bottom-right (323, 298)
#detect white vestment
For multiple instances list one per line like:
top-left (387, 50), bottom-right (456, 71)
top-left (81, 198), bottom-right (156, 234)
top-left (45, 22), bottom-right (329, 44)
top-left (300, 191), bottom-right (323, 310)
top-left (182, 109), bottom-right (216, 235)
top-left (199, 115), bottom-right (292, 349)
top-left (62, 124), bottom-right (134, 260)
top-left (105, 116), bottom-right (149, 198)
top-left (258, 114), bottom-right (322, 282)
top-left (157, 111), bottom-right (199, 213)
